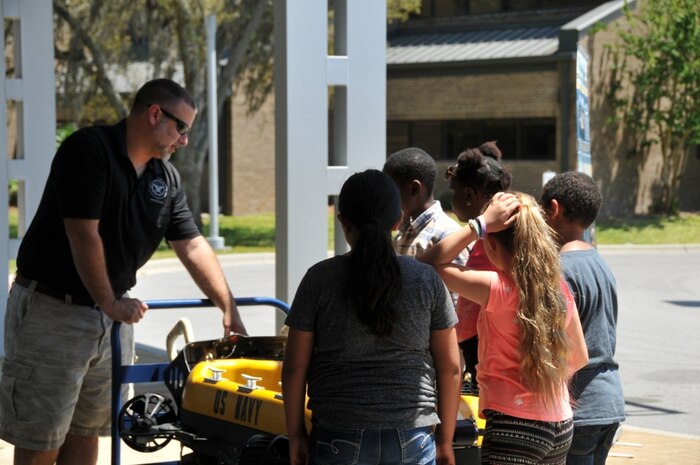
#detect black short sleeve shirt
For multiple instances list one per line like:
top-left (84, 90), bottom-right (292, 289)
top-left (16, 120), bottom-right (200, 303)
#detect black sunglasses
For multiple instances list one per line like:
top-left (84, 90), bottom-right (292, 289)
top-left (150, 104), bottom-right (190, 135)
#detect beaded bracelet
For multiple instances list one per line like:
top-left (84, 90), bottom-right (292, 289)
top-left (477, 215), bottom-right (487, 239)
top-left (468, 219), bottom-right (482, 239)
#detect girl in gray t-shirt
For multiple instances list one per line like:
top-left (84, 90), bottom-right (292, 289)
top-left (282, 169), bottom-right (460, 465)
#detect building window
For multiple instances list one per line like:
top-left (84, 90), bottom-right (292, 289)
top-left (387, 118), bottom-right (556, 161)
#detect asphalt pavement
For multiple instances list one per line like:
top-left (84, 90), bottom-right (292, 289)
top-left (130, 245), bottom-right (700, 435)
top-left (600, 245), bottom-right (700, 437)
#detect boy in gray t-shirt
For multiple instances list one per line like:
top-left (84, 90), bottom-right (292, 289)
top-left (542, 171), bottom-right (625, 465)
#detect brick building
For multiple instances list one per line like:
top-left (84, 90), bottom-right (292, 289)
top-left (223, 0), bottom-right (699, 217)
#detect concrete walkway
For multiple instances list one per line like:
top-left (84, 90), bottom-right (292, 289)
top-left (2, 424), bottom-right (699, 464)
top-left (607, 426), bottom-right (700, 465)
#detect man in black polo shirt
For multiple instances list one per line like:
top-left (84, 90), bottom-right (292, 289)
top-left (0, 79), bottom-right (247, 465)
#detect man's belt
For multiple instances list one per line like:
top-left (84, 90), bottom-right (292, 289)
top-left (14, 273), bottom-right (96, 307)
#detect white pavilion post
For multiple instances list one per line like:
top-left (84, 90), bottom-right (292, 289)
top-left (274, 1), bottom-right (386, 326)
top-left (0, 0), bottom-right (56, 356)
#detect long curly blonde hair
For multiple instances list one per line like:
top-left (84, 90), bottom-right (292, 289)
top-left (489, 193), bottom-right (571, 409)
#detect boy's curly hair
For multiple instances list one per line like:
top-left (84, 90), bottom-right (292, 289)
top-left (541, 171), bottom-right (601, 228)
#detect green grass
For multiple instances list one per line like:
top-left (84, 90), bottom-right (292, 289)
top-left (151, 208), bottom-right (338, 259)
top-left (9, 207), bottom-right (17, 238)
top-left (193, 210), bottom-right (699, 251)
top-left (150, 211), bottom-right (278, 259)
top-left (595, 212), bottom-right (700, 245)
top-left (203, 211), bottom-right (277, 250)
top-left (447, 209), bottom-right (700, 246)
top-left (8, 208), bottom-right (700, 269)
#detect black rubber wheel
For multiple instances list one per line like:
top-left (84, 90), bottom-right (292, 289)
top-left (118, 393), bottom-right (177, 452)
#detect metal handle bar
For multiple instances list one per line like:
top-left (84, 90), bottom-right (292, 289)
top-left (141, 296), bottom-right (290, 313)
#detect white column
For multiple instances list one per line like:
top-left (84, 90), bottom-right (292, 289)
top-left (334, 0), bottom-right (387, 177)
top-left (1, 0), bottom-right (56, 357)
top-left (274, 1), bottom-right (329, 310)
top-left (0, 6), bottom-right (11, 335)
top-left (206, 14), bottom-right (224, 249)
top-left (329, 0), bottom-right (387, 256)
top-left (274, 0), bottom-right (386, 319)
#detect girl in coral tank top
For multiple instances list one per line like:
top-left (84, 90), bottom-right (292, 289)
top-left (421, 192), bottom-right (588, 465)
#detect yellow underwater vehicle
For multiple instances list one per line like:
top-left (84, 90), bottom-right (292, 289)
top-left (111, 298), bottom-right (484, 465)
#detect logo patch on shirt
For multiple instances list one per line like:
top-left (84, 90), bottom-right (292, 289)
top-left (149, 178), bottom-right (168, 201)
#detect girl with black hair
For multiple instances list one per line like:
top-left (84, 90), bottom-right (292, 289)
top-left (282, 169), bottom-right (463, 465)
top-left (446, 141), bottom-right (512, 386)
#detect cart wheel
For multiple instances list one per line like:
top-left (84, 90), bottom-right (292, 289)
top-left (118, 393), bottom-right (177, 452)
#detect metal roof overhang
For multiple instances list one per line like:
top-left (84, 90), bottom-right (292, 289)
top-left (387, 26), bottom-right (563, 70)
top-left (386, 0), bottom-right (634, 71)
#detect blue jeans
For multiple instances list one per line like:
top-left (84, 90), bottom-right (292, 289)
top-left (566, 423), bottom-right (620, 465)
top-left (309, 424), bottom-right (435, 465)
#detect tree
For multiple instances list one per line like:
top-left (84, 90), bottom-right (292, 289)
top-left (54, 0), bottom-right (273, 225)
top-left (607, 0), bottom-right (700, 213)
top-left (53, 0), bottom-right (421, 225)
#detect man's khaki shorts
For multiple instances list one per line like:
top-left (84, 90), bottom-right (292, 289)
top-left (0, 284), bottom-right (134, 450)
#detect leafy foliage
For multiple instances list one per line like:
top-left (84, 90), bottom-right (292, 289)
top-left (56, 123), bottom-right (77, 147)
top-left (387, 0), bottom-right (422, 23)
top-left (607, 0), bottom-right (700, 213)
